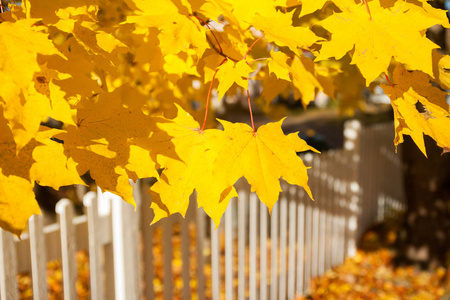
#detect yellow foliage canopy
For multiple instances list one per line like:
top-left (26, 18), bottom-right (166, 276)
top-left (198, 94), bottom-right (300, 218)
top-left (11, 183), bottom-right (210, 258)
top-left (0, 0), bottom-right (448, 235)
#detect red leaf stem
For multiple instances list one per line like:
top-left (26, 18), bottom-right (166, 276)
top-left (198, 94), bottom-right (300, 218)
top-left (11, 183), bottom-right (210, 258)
top-left (384, 72), bottom-right (394, 87)
top-left (201, 57), bottom-right (228, 132)
top-left (247, 89), bottom-right (255, 132)
top-left (362, 0), bottom-right (373, 20)
top-left (194, 15), bottom-right (223, 54)
top-left (244, 35), bottom-right (265, 60)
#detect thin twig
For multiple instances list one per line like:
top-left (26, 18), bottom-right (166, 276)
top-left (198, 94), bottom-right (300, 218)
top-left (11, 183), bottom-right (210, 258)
top-left (201, 57), bottom-right (228, 132)
top-left (246, 89), bottom-right (255, 132)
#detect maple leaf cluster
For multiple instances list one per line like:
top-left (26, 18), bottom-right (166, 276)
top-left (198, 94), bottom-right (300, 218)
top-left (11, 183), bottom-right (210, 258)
top-left (0, 0), bottom-right (449, 235)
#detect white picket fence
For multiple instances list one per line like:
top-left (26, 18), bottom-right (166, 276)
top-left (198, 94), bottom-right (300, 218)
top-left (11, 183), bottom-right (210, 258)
top-left (0, 120), bottom-right (406, 300)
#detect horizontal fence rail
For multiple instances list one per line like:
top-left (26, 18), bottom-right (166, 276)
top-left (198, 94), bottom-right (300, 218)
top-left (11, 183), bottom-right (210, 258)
top-left (0, 120), bottom-right (406, 300)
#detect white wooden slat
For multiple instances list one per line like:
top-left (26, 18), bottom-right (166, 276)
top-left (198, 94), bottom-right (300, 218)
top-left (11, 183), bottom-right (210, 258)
top-left (249, 193), bottom-right (258, 300)
top-left (270, 201), bottom-right (278, 300)
top-left (260, 197), bottom-right (268, 300)
top-left (304, 202), bottom-right (312, 294)
top-left (181, 196), bottom-right (195, 300)
top-left (296, 190), bottom-right (305, 296)
top-left (161, 217), bottom-right (174, 300)
top-left (311, 209), bottom-right (319, 278)
top-left (211, 216), bottom-right (221, 300)
top-left (83, 191), bottom-right (104, 300)
top-left (343, 151), bottom-right (351, 262)
top-left (325, 154), bottom-right (335, 271)
top-left (318, 156), bottom-right (327, 276)
top-left (278, 187), bottom-right (288, 300)
top-left (311, 156), bottom-right (321, 279)
top-left (110, 192), bottom-right (140, 300)
top-left (29, 214), bottom-right (48, 300)
top-left (104, 243), bottom-right (116, 300)
top-left (344, 120), bottom-right (361, 258)
top-left (287, 186), bottom-right (297, 300)
top-left (195, 208), bottom-right (206, 300)
top-left (331, 176), bottom-right (341, 267)
top-left (238, 187), bottom-right (247, 300)
top-left (141, 179), bottom-right (155, 300)
top-left (225, 197), bottom-right (234, 300)
top-left (333, 154), bottom-right (342, 255)
top-left (0, 229), bottom-right (18, 300)
top-left (302, 153), bottom-right (313, 295)
top-left (16, 213), bottom-right (92, 274)
top-left (55, 199), bottom-right (77, 300)
top-left (132, 182), bottom-right (143, 298)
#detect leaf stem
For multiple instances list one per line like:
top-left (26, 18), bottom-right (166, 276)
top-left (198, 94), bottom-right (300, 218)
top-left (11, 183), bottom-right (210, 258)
top-left (247, 89), bottom-right (255, 132)
top-left (249, 57), bottom-right (270, 64)
top-left (361, 0), bottom-right (372, 20)
top-left (244, 35), bottom-right (265, 60)
top-left (194, 15), bottom-right (223, 54)
top-left (384, 72), bottom-right (393, 86)
top-left (201, 57), bottom-right (228, 132)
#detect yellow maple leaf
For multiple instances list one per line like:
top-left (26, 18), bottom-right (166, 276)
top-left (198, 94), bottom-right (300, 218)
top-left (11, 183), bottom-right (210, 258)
top-left (252, 10), bottom-right (319, 56)
top-left (30, 129), bottom-right (86, 190)
top-left (380, 0), bottom-right (450, 29)
top-left (128, 0), bottom-right (208, 59)
top-left (299, 0), bottom-right (328, 17)
top-left (0, 174), bottom-right (40, 236)
top-left (382, 64), bottom-right (450, 156)
top-left (0, 19), bottom-right (59, 149)
top-left (144, 105), bottom-right (236, 226)
top-left (0, 19), bottom-right (58, 90)
top-left (290, 55), bottom-right (323, 107)
top-left (316, 1), bottom-right (439, 84)
top-left (0, 108), bottom-right (40, 236)
top-left (126, 145), bottom-right (158, 182)
top-left (205, 0), bottom-right (277, 30)
top-left (214, 119), bottom-right (318, 212)
top-left (432, 51), bottom-right (450, 90)
top-left (216, 59), bottom-right (254, 101)
top-left (268, 50), bottom-right (291, 82)
top-left (260, 71), bottom-right (290, 105)
top-left (55, 89), bottom-right (158, 206)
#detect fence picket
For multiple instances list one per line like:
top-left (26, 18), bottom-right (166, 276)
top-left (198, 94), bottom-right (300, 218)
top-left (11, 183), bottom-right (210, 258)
top-left (325, 154), bottom-right (334, 271)
top-left (296, 189), bottom-right (305, 295)
top-left (344, 120), bottom-right (361, 258)
top-left (279, 187), bottom-right (288, 300)
top-left (29, 214), bottom-right (47, 300)
top-left (181, 196), bottom-right (195, 300)
top-left (238, 185), bottom-right (247, 300)
top-left (211, 215), bottom-right (220, 300)
top-left (304, 198), bottom-right (312, 294)
top-left (260, 197), bottom-right (268, 300)
top-left (110, 192), bottom-right (140, 300)
top-left (225, 197), bottom-right (234, 300)
top-left (270, 200), bottom-right (278, 300)
top-left (311, 156), bottom-right (321, 278)
top-left (287, 186), bottom-right (297, 300)
top-left (141, 179), bottom-right (155, 300)
top-left (162, 216), bottom-right (174, 300)
top-left (318, 156), bottom-right (327, 276)
top-left (55, 199), bottom-right (77, 300)
top-left (0, 229), bottom-right (18, 300)
top-left (83, 191), bottom-right (104, 300)
top-left (196, 208), bottom-right (206, 300)
top-left (249, 193), bottom-right (258, 300)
